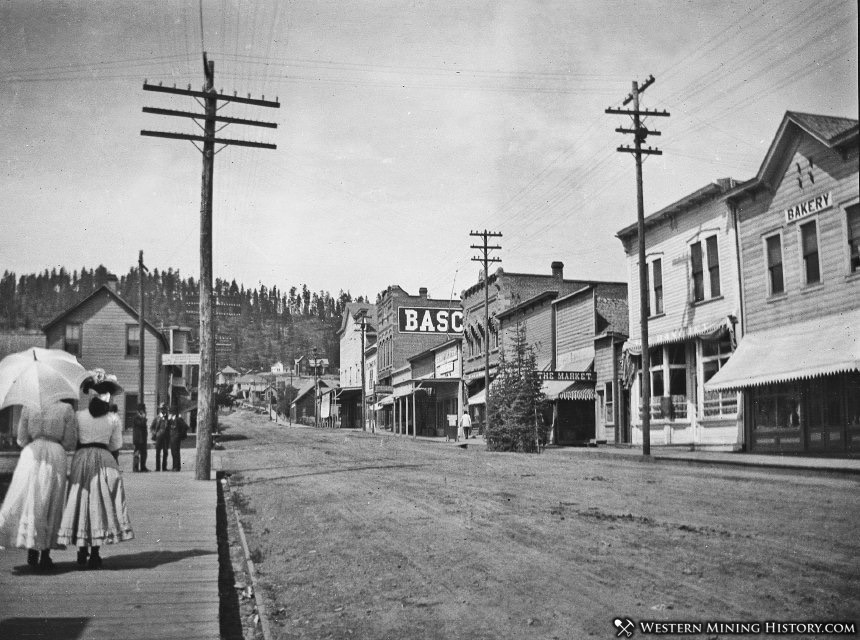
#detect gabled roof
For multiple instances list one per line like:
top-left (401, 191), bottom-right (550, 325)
top-left (725, 111), bottom-right (859, 202)
top-left (497, 290), bottom-right (558, 320)
top-left (291, 378), bottom-right (333, 404)
top-left (42, 285), bottom-right (168, 349)
top-left (336, 302), bottom-right (377, 337)
top-left (220, 365), bottom-right (240, 375)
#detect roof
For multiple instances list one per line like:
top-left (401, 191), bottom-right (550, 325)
top-left (616, 179), bottom-right (737, 239)
top-left (291, 378), bottom-right (334, 404)
top-left (497, 291), bottom-right (558, 320)
top-left (406, 337), bottom-right (462, 363)
top-left (219, 365), bottom-right (240, 375)
top-left (725, 111), bottom-right (859, 202)
top-left (705, 309), bottom-right (860, 391)
top-left (336, 302), bottom-right (377, 337)
top-left (41, 285), bottom-right (168, 349)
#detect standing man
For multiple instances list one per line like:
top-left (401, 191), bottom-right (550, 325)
top-left (150, 403), bottom-right (170, 472)
top-left (459, 409), bottom-right (473, 440)
top-left (132, 403), bottom-right (150, 472)
top-left (167, 407), bottom-right (189, 472)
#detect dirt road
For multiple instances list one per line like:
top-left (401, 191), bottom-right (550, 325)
top-left (217, 410), bottom-right (860, 640)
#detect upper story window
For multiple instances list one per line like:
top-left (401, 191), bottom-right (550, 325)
top-left (799, 219), bottom-right (821, 285)
top-left (64, 323), bottom-right (82, 356)
top-left (690, 235), bottom-right (721, 302)
top-left (846, 203), bottom-right (860, 274)
top-left (603, 381), bottom-right (614, 424)
top-left (765, 233), bottom-right (785, 296)
top-left (652, 259), bottom-right (663, 315)
top-left (126, 325), bottom-right (140, 357)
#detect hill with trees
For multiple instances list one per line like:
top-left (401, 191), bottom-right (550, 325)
top-left (0, 266), bottom-right (363, 371)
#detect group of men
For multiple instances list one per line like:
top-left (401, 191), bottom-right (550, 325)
top-left (131, 403), bottom-right (189, 472)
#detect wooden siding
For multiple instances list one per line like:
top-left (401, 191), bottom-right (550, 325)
top-left (624, 194), bottom-right (740, 341)
top-left (737, 138), bottom-right (860, 334)
top-left (44, 290), bottom-right (164, 415)
top-left (500, 300), bottom-right (553, 365)
top-left (555, 292), bottom-right (595, 363)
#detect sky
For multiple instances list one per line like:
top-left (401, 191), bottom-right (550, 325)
top-left (1, 0), bottom-right (857, 302)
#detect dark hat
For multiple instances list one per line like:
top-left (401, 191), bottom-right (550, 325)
top-left (159, 402), bottom-right (169, 411)
top-left (137, 403), bottom-right (147, 412)
top-left (82, 368), bottom-right (124, 395)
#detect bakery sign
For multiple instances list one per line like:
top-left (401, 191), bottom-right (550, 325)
top-left (784, 191), bottom-right (832, 224)
top-left (398, 307), bottom-right (464, 334)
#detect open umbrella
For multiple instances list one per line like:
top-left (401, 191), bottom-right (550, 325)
top-left (0, 347), bottom-right (88, 411)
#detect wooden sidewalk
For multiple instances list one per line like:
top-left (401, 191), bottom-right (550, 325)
top-left (0, 451), bottom-right (219, 640)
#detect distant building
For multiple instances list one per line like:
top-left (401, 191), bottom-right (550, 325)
top-left (270, 361), bottom-right (285, 374)
top-left (336, 302), bottom-right (376, 429)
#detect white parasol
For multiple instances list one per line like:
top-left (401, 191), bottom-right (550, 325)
top-left (0, 347), bottom-right (88, 411)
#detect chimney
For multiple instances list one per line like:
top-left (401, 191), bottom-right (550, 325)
top-left (106, 274), bottom-right (119, 293)
top-left (419, 287), bottom-right (428, 299)
top-left (551, 261), bottom-right (564, 280)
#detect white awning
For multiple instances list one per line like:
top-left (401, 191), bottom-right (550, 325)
top-left (468, 388), bottom-right (486, 406)
top-left (625, 315), bottom-right (733, 354)
top-left (705, 309), bottom-right (860, 391)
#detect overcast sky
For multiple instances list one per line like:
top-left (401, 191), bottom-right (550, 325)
top-left (1, 0), bottom-right (857, 301)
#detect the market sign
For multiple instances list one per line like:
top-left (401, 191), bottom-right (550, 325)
top-left (398, 307), bottom-right (464, 334)
top-left (784, 191), bottom-right (832, 224)
top-left (537, 370), bottom-right (596, 382)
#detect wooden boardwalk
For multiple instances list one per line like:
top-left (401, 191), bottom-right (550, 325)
top-left (0, 451), bottom-right (219, 640)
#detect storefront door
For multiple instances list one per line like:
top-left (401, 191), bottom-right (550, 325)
top-left (555, 400), bottom-right (595, 445)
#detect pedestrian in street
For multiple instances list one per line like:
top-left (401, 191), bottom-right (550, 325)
top-left (132, 403), bottom-right (150, 472)
top-left (460, 409), bottom-right (473, 439)
top-left (57, 369), bottom-right (134, 569)
top-left (150, 402), bottom-right (170, 472)
top-left (0, 401), bottom-right (78, 571)
top-left (167, 406), bottom-right (188, 472)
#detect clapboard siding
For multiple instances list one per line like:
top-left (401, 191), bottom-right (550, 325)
top-left (555, 290), bottom-right (595, 364)
top-left (500, 298), bottom-right (554, 364)
top-left (44, 289), bottom-right (165, 414)
top-left (622, 192), bottom-right (740, 341)
top-left (737, 138), bottom-right (860, 334)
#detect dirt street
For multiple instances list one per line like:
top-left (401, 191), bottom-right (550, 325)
top-left (217, 410), bottom-right (860, 640)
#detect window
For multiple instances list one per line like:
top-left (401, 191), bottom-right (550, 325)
top-left (800, 220), bottom-right (820, 284)
top-left (691, 235), bottom-right (720, 302)
top-left (765, 234), bottom-right (784, 295)
top-left (126, 325), bottom-right (140, 357)
top-left (701, 335), bottom-right (736, 418)
top-left (649, 343), bottom-right (688, 420)
top-left (64, 323), bottom-right (81, 355)
top-left (652, 259), bottom-right (663, 315)
top-left (847, 204), bottom-right (860, 274)
top-left (604, 382), bottom-right (614, 424)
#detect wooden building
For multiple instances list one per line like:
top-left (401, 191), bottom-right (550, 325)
top-left (42, 282), bottom-right (169, 428)
top-left (617, 179), bottom-right (743, 449)
top-left (336, 302), bottom-right (376, 429)
top-left (707, 112), bottom-right (859, 456)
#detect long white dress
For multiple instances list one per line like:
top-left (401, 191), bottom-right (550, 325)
top-left (0, 403), bottom-right (78, 551)
top-left (57, 407), bottom-right (134, 547)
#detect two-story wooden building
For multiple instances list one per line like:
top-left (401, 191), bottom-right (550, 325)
top-left (42, 281), bottom-right (169, 428)
top-left (335, 302), bottom-right (376, 429)
top-left (707, 112), bottom-right (859, 456)
top-left (617, 179), bottom-right (743, 449)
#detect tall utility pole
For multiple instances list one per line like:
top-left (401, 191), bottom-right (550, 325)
top-left (312, 346), bottom-right (319, 428)
top-left (470, 230), bottom-right (502, 433)
top-left (142, 53), bottom-right (279, 480)
top-left (138, 250), bottom-right (148, 409)
top-left (356, 311), bottom-right (369, 432)
top-left (605, 75), bottom-right (669, 457)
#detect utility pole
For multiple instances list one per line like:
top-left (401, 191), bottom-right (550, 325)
top-left (142, 53), bottom-right (278, 480)
top-left (138, 250), bottom-right (148, 409)
top-left (312, 346), bottom-right (320, 428)
top-left (605, 75), bottom-right (669, 457)
top-left (355, 310), bottom-right (369, 432)
top-left (470, 230), bottom-right (502, 435)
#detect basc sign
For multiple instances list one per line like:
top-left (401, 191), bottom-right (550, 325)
top-left (398, 307), bottom-right (464, 334)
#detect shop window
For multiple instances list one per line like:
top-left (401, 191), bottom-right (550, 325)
top-left (701, 335), bottom-right (736, 418)
top-left (64, 323), bottom-right (81, 356)
top-left (649, 344), bottom-right (687, 419)
top-left (652, 259), bottom-right (663, 315)
top-left (751, 384), bottom-right (802, 430)
top-left (847, 373), bottom-right (860, 427)
top-left (800, 220), bottom-right (820, 284)
top-left (765, 233), bottom-right (784, 295)
top-left (846, 204), bottom-right (860, 274)
top-left (604, 382), bottom-right (614, 424)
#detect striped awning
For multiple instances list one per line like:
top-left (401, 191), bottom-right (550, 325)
top-left (706, 309), bottom-right (860, 391)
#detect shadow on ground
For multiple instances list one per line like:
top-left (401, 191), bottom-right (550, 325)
top-left (0, 616), bottom-right (89, 639)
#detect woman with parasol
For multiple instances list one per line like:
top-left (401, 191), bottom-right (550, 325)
top-left (0, 347), bottom-right (84, 570)
top-left (57, 368), bottom-right (134, 569)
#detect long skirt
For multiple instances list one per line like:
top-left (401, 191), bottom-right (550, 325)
top-left (56, 448), bottom-right (134, 547)
top-left (0, 439), bottom-right (68, 551)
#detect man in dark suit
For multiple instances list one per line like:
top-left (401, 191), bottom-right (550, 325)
top-left (132, 403), bottom-right (150, 472)
top-left (150, 403), bottom-right (170, 472)
top-left (167, 408), bottom-right (189, 472)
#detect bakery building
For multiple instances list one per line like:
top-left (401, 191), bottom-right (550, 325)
top-left (707, 112), bottom-right (859, 456)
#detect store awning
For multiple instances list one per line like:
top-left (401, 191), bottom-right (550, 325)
top-left (558, 381), bottom-right (596, 401)
top-left (468, 388), bottom-right (486, 406)
top-left (705, 309), bottom-right (860, 391)
top-left (541, 379), bottom-right (573, 400)
top-left (625, 315), bottom-right (734, 354)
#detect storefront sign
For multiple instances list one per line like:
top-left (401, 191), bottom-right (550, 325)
top-left (374, 384), bottom-right (394, 394)
top-left (537, 370), bottom-right (596, 382)
top-left (784, 191), bottom-right (832, 224)
top-left (162, 353), bottom-right (200, 366)
top-left (398, 307), bottom-right (464, 333)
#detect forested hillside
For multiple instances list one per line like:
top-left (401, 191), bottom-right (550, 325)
top-left (0, 266), bottom-right (363, 370)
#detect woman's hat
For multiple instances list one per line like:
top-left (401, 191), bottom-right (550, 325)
top-left (82, 368), bottom-right (124, 395)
